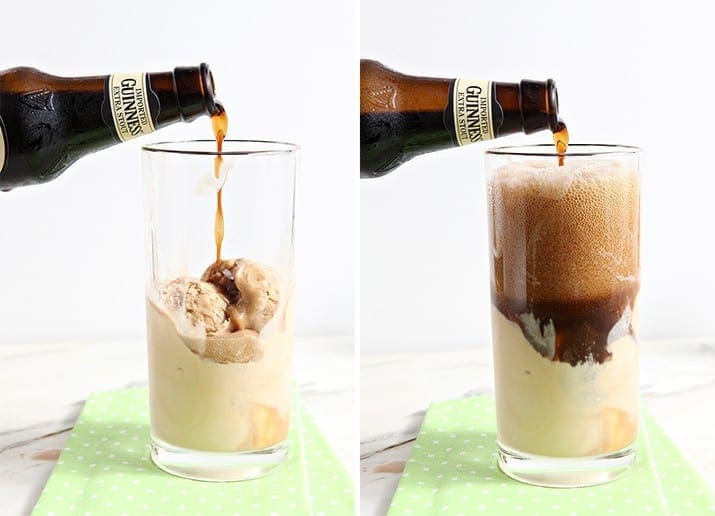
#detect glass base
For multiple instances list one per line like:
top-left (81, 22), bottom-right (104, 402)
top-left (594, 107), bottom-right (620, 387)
top-left (150, 436), bottom-right (287, 482)
top-left (497, 442), bottom-right (636, 487)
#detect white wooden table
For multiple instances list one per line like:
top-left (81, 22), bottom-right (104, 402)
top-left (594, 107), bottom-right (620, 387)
top-left (361, 341), bottom-right (715, 515)
top-left (0, 337), bottom-right (355, 516)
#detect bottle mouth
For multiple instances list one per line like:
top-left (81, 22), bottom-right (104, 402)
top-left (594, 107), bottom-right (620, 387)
top-left (546, 78), bottom-right (559, 132)
top-left (199, 62), bottom-right (219, 116)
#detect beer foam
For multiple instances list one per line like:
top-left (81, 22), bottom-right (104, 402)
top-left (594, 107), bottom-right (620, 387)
top-left (488, 159), bottom-right (640, 303)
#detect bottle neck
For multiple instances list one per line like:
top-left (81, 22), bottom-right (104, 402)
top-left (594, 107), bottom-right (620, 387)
top-left (448, 78), bottom-right (559, 146)
top-left (147, 64), bottom-right (218, 124)
top-left (103, 64), bottom-right (219, 143)
top-left (493, 79), bottom-right (559, 136)
top-left (167, 63), bottom-right (219, 122)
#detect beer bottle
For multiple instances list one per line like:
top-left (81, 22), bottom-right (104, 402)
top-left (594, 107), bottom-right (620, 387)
top-left (0, 63), bottom-right (220, 190)
top-left (360, 59), bottom-right (560, 178)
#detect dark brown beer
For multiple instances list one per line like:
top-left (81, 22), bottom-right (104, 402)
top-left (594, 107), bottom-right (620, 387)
top-left (211, 104), bottom-right (229, 262)
top-left (0, 63), bottom-right (220, 190)
top-left (360, 60), bottom-right (561, 178)
top-left (553, 120), bottom-right (569, 166)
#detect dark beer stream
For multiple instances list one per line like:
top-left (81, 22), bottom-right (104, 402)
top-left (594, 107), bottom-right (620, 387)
top-left (211, 104), bottom-right (228, 262)
top-left (553, 120), bottom-right (569, 166)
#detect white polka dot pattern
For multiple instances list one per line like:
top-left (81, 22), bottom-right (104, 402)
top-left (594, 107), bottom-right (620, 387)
top-left (388, 396), bottom-right (714, 515)
top-left (32, 388), bottom-right (354, 515)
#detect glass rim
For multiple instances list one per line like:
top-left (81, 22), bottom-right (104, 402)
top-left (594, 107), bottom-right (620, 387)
top-left (485, 143), bottom-right (641, 157)
top-left (142, 139), bottom-right (300, 156)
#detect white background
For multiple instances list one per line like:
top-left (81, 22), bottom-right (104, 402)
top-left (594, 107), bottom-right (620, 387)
top-left (0, 0), bottom-right (355, 344)
top-left (361, 0), bottom-right (715, 353)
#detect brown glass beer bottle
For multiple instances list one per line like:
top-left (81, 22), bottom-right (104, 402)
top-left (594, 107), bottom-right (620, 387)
top-left (0, 63), bottom-right (220, 190)
top-left (360, 59), bottom-right (560, 178)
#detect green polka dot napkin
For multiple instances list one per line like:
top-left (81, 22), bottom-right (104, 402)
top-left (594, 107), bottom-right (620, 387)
top-left (389, 395), bottom-right (714, 515)
top-left (32, 388), bottom-right (354, 515)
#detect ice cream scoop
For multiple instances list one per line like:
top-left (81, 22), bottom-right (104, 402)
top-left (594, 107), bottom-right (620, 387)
top-left (202, 258), bottom-right (280, 332)
top-left (201, 259), bottom-right (241, 303)
top-left (158, 278), bottom-right (230, 336)
top-left (156, 257), bottom-right (280, 365)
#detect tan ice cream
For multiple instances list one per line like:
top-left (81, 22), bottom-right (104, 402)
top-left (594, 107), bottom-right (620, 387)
top-left (492, 303), bottom-right (639, 457)
top-left (202, 258), bottom-right (280, 332)
top-left (147, 258), bottom-right (292, 452)
top-left (158, 278), bottom-right (231, 336)
top-left (488, 159), bottom-right (640, 458)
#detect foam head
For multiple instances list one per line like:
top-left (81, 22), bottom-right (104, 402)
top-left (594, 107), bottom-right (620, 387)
top-left (488, 159), bottom-right (640, 304)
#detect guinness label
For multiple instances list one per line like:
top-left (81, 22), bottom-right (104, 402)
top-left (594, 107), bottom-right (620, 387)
top-left (106, 73), bottom-right (156, 142)
top-left (452, 79), bottom-right (493, 146)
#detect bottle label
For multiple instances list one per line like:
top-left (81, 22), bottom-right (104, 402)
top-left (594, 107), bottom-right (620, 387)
top-left (106, 73), bottom-right (156, 142)
top-left (0, 117), bottom-right (6, 175)
top-left (452, 79), bottom-right (493, 146)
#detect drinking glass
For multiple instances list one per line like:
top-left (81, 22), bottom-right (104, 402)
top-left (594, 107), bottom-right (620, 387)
top-left (485, 144), bottom-right (641, 487)
top-left (142, 140), bottom-right (297, 481)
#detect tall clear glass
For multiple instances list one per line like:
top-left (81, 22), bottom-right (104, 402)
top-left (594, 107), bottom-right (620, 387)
top-left (484, 144), bottom-right (641, 487)
top-left (142, 140), bottom-right (297, 481)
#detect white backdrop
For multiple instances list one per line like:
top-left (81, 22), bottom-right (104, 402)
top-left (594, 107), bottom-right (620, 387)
top-left (0, 0), bottom-right (355, 343)
top-left (361, 0), bottom-right (715, 353)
